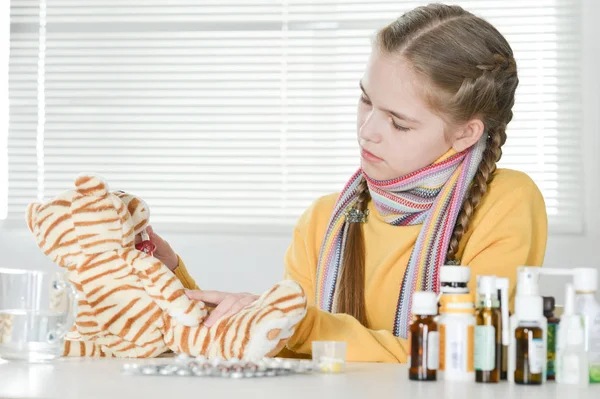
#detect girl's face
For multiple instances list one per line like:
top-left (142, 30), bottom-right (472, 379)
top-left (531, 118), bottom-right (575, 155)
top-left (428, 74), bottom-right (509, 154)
top-left (357, 49), bottom-right (482, 181)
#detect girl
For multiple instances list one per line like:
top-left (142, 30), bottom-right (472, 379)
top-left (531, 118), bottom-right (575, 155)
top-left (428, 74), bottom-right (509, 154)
top-left (155, 3), bottom-right (548, 363)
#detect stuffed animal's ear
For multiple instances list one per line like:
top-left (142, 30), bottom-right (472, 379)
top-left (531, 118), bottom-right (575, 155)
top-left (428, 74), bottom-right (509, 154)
top-left (25, 202), bottom-right (41, 234)
top-left (70, 174), bottom-right (132, 254)
top-left (74, 173), bottom-right (109, 197)
top-left (112, 190), bottom-right (150, 234)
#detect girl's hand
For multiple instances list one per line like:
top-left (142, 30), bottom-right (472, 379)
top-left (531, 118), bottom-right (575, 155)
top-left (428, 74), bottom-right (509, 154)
top-left (135, 225), bottom-right (179, 271)
top-left (185, 290), bottom-right (259, 327)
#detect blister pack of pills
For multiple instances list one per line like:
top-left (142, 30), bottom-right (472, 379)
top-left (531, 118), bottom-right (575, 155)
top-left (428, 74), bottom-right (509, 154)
top-left (121, 354), bottom-right (317, 379)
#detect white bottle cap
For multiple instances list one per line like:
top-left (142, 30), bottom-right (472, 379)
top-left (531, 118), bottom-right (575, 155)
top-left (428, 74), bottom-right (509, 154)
top-left (573, 267), bottom-right (597, 293)
top-left (440, 266), bottom-right (470, 284)
top-left (412, 291), bottom-right (438, 316)
top-left (516, 267), bottom-right (540, 296)
top-left (515, 295), bottom-right (543, 322)
top-left (478, 275), bottom-right (498, 297)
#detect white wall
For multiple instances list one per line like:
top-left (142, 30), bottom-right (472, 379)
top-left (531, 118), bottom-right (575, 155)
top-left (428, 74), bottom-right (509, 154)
top-left (0, 227), bottom-right (291, 294)
top-left (2, 1), bottom-right (599, 305)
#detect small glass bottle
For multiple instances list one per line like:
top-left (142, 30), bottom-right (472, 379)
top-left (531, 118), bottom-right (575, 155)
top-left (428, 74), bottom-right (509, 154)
top-left (543, 296), bottom-right (559, 380)
top-left (514, 296), bottom-right (545, 385)
top-left (409, 291), bottom-right (439, 381)
top-left (475, 276), bottom-right (501, 383)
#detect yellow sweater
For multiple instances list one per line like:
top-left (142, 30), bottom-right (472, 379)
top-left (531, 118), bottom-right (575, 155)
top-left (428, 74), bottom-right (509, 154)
top-left (281, 169), bottom-right (547, 363)
top-left (173, 169), bottom-right (547, 363)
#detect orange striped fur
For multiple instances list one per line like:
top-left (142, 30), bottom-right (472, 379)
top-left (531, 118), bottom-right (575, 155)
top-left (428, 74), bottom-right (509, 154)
top-left (26, 174), bottom-right (307, 359)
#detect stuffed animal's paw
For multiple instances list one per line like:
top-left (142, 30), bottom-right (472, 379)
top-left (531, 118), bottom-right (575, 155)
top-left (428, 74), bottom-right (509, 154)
top-left (168, 306), bottom-right (204, 327)
top-left (228, 280), bottom-right (307, 360)
top-left (203, 280), bottom-right (306, 361)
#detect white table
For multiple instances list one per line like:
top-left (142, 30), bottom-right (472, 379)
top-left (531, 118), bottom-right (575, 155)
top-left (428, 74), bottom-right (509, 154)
top-left (0, 357), bottom-right (597, 399)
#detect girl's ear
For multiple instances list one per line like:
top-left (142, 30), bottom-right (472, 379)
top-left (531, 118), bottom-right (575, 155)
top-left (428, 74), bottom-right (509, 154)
top-left (451, 118), bottom-right (485, 152)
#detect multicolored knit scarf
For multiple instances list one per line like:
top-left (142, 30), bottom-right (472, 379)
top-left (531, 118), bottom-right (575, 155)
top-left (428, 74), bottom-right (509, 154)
top-left (315, 137), bottom-right (486, 338)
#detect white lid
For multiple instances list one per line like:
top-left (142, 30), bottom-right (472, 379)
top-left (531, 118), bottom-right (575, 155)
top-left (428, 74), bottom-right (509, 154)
top-left (478, 276), bottom-right (498, 297)
top-left (516, 267), bottom-right (540, 296)
top-left (440, 266), bottom-right (470, 283)
top-left (573, 267), bottom-right (598, 293)
top-left (515, 295), bottom-right (543, 321)
top-left (412, 291), bottom-right (438, 316)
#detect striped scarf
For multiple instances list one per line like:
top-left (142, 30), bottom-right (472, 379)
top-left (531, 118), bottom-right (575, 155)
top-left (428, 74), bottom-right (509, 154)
top-left (315, 137), bottom-right (486, 338)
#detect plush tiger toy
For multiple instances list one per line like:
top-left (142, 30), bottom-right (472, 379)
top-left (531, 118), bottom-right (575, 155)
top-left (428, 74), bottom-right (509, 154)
top-left (25, 174), bottom-right (307, 359)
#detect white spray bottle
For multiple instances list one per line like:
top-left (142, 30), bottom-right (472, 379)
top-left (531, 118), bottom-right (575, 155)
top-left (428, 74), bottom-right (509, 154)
top-left (573, 268), bottom-right (600, 383)
top-left (508, 267), bottom-right (547, 383)
top-left (556, 283), bottom-right (588, 385)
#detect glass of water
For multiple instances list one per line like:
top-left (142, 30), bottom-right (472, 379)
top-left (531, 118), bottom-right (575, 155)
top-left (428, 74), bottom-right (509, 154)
top-left (0, 268), bottom-right (77, 362)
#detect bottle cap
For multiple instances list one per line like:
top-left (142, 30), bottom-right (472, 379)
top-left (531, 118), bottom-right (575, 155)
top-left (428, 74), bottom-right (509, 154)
top-left (478, 276), bottom-right (498, 297)
top-left (440, 266), bottom-right (470, 284)
top-left (573, 267), bottom-right (598, 293)
top-left (543, 296), bottom-right (555, 313)
top-left (412, 291), bottom-right (438, 316)
top-left (516, 267), bottom-right (540, 296)
top-left (515, 295), bottom-right (543, 322)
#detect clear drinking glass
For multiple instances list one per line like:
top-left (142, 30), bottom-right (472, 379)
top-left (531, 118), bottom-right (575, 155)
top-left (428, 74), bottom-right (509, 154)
top-left (0, 268), bottom-right (77, 362)
top-left (312, 341), bottom-right (347, 373)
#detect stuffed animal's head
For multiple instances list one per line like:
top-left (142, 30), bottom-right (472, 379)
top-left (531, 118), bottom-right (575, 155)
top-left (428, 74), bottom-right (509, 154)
top-left (25, 174), bottom-right (151, 269)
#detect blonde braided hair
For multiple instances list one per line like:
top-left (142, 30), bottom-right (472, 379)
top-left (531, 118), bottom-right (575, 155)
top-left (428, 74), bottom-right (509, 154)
top-left (337, 177), bottom-right (370, 325)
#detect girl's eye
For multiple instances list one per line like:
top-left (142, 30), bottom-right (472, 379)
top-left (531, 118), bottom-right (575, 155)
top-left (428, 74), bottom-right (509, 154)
top-left (390, 118), bottom-right (410, 132)
top-left (359, 95), bottom-right (372, 106)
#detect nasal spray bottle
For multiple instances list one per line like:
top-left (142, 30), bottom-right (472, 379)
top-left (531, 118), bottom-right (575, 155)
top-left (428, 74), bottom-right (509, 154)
top-left (508, 267), bottom-right (548, 383)
top-left (573, 268), bottom-right (600, 383)
top-left (556, 283), bottom-right (588, 386)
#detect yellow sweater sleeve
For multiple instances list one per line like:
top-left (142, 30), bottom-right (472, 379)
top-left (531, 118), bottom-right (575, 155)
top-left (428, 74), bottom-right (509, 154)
top-left (173, 255), bottom-right (200, 290)
top-left (283, 211), bottom-right (409, 363)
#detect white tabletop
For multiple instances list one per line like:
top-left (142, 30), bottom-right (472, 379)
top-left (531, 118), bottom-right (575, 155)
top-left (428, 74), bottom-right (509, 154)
top-left (0, 357), bottom-right (597, 399)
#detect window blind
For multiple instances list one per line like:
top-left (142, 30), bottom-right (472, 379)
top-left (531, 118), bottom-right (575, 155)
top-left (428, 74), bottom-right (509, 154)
top-left (1, 0), bottom-right (8, 220)
top-left (7, 0), bottom-right (583, 232)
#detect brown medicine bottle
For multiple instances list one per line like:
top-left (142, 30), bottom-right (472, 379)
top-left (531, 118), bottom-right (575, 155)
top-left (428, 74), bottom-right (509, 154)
top-left (514, 296), bottom-right (544, 385)
top-left (409, 291), bottom-right (439, 381)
